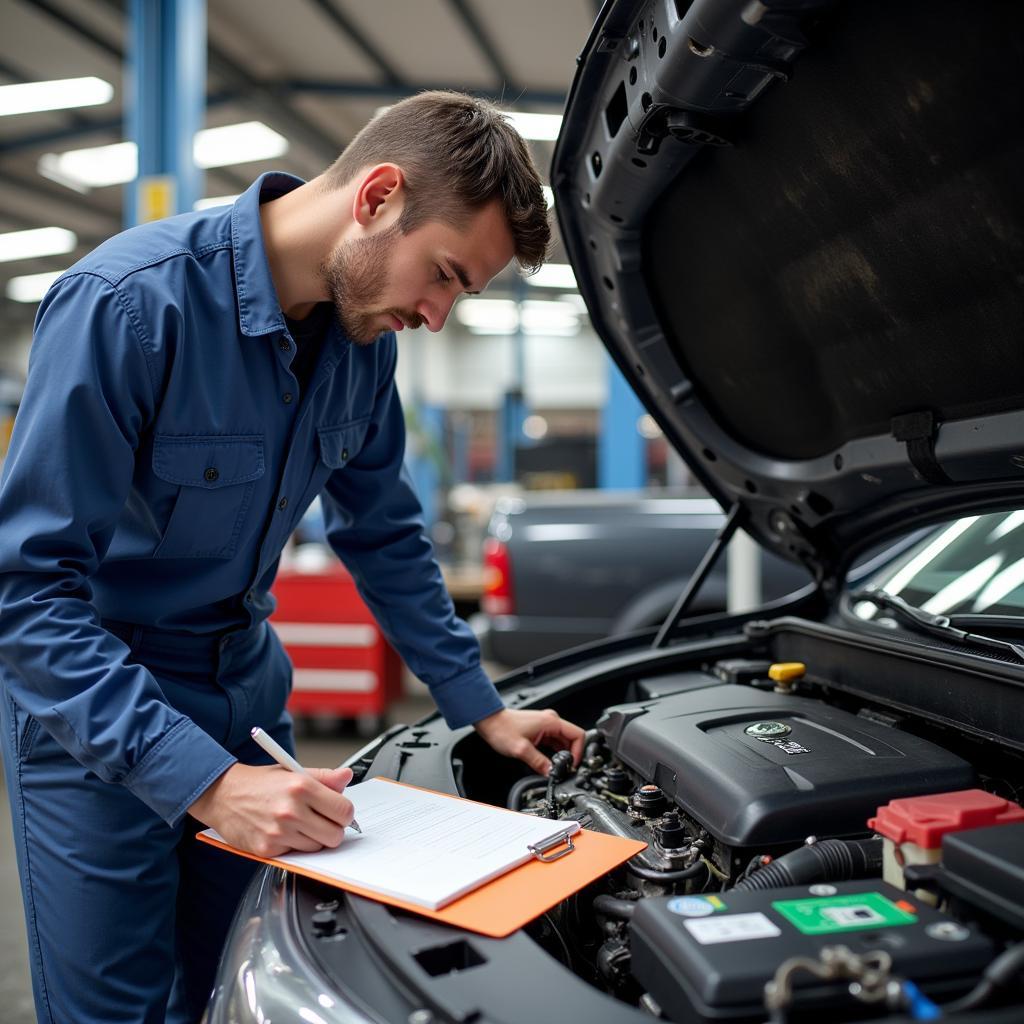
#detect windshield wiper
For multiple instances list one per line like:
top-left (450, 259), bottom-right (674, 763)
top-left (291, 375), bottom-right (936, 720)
top-left (849, 587), bottom-right (1024, 663)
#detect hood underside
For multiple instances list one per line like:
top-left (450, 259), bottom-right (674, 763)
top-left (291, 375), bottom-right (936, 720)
top-left (552, 0), bottom-right (1024, 580)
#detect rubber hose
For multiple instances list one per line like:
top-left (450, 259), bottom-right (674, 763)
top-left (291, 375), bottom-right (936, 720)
top-left (593, 894), bottom-right (637, 920)
top-left (941, 943), bottom-right (1024, 1015)
top-left (507, 774), bottom-right (548, 811)
top-left (731, 838), bottom-right (883, 892)
top-left (627, 858), bottom-right (707, 883)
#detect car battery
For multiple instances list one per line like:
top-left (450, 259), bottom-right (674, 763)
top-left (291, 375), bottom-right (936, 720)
top-left (630, 880), bottom-right (993, 1024)
top-left (868, 789), bottom-right (1024, 892)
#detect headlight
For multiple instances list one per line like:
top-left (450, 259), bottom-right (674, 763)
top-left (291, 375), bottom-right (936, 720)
top-left (203, 867), bottom-right (375, 1024)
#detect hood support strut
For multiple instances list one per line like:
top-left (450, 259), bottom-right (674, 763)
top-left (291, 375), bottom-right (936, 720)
top-left (652, 503), bottom-right (744, 649)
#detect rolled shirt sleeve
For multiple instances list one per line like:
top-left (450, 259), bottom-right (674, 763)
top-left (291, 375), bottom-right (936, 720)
top-left (0, 272), bottom-right (235, 826)
top-left (320, 336), bottom-right (505, 729)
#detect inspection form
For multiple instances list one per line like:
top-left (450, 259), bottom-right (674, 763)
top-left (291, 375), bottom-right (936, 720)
top-left (202, 777), bottom-right (581, 910)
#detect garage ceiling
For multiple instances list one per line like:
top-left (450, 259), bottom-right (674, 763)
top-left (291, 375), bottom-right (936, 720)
top-left (0, 0), bottom-right (599, 336)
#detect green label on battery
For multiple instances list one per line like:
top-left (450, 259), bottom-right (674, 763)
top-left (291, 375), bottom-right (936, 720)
top-left (772, 892), bottom-right (916, 935)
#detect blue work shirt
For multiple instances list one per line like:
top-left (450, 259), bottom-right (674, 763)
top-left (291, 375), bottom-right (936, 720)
top-left (0, 172), bottom-right (503, 827)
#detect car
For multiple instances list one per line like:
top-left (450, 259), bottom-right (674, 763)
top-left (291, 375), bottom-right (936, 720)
top-left (473, 487), bottom-right (811, 667)
top-left (203, 1), bottom-right (1024, 1021)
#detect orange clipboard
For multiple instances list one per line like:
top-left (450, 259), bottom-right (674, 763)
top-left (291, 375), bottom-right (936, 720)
top-left (198, 778), bottom-right (648, 938)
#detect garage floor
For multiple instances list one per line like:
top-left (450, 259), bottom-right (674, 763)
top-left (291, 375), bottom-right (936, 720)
top-left (0, 690), bottom-right (436, 1023)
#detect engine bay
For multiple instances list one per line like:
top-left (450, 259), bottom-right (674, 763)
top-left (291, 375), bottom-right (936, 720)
top-left (488, 657), bottom-right (1024, 1022)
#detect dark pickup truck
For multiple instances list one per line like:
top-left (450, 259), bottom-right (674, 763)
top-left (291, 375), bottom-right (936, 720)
top-left (473, 490), bottom-right (811, 667)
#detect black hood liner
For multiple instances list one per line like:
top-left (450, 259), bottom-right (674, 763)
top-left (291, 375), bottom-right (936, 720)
top-left (647, 0), bottom-right (1024, 461)
top-left (553, 0), bottom-right (1024, 580)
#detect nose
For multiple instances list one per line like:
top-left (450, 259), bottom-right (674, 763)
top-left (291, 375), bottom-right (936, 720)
top-left (418, 294), bottom-right (457, 332)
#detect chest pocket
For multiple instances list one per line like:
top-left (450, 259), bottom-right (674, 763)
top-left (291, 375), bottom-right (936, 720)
top-left (152, 434), bottom-right (264, 559)
top-left (317, 417), bottom-right (371, 470)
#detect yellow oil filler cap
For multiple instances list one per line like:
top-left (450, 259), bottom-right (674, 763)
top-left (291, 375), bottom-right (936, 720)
top-left (768, 662), bottom-right (806, 693)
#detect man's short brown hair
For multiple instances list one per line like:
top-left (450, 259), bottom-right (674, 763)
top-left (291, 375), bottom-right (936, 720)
top-left (322, 90), bottom-right (551, 273)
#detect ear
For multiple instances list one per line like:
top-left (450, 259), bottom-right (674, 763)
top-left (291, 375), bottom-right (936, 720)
top-left (352, 163), bottom-right (405, 228)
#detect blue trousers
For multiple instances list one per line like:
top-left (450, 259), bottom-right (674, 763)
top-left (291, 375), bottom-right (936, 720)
top-left (0, 620), bottom-right (295, 1024)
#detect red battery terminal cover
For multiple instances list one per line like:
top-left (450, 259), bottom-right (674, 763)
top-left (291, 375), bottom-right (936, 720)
top-left (868, 788), bottom-right (1024, 849)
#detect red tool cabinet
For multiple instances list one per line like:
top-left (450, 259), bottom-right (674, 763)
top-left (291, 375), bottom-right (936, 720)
top-left (270, 564), bottom-right (403, 725)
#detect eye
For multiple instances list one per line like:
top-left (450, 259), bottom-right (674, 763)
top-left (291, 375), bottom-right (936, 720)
top-left (436, 265), bottom-right (452, 285)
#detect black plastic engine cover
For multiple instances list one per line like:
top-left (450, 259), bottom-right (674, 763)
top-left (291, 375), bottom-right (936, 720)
top-left (597, 685), bottom-right (974, 847)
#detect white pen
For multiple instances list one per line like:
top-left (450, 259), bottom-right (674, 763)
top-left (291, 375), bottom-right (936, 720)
top-left (250, 726), bottom-right (362, 833)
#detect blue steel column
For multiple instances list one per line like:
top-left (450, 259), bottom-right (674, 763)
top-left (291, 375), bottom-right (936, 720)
top-left (598, 356), bottom-right (646, 489)
top-left (125, 0), bottom-right (206, 226)
top-left (496, 280), bottom-right (529, 481)
top-left (401, 336), bottom-right (444, 531)
top-left (407, 404), bottom-right (445, 530)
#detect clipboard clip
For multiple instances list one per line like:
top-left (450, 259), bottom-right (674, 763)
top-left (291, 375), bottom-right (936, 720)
top-left (528, 828), bottom-right (576, 863)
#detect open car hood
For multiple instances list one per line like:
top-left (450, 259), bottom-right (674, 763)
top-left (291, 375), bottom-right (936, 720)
top-left (551, 0), bottom-right (1024, 583)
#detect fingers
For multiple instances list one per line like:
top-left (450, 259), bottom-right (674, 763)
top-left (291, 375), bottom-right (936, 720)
top-left (532, 711), bottom-right (586, 766)
top-left (555, 720), bottom-right (586, 765)
top-left (261, 771), bottom-right (351, 850)
top-left (512, 737), bottom-right (552, 777)
top-left (308, 765), bottom-right (354, 792)
top-left (297, 774), bottom-right (354, 835)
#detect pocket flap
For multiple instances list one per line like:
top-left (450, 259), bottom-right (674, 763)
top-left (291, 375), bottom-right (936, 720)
top-left (153, 434), bottom-right (265, 488)
top-left (317, 418), bottom-right (371, 469)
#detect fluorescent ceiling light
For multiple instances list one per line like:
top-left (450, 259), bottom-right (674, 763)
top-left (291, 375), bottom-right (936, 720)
top-left (5, 269), bottom-right (65, 303)
top-left (0, 77), bottom-right (113, 117)
top-left (39, 141), bottom-right (135, 189)
top-left (504, 111), bottom-right (562, 141)
top-left (527, 263), bottom-right (577, 289)
top-left (0, 227), bottom-right (77, 263)
top-left (39, 122), bottom-right (288, 191)
top-left (194, 122), bottom-right (287, 168)
top-left (193, 194), bottom-right (240, 210)
top-left (456, 297), bottom-right (580, 335)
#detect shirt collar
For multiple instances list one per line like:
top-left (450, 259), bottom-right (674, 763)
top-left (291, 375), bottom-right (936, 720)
top-left (230, 171), bottom-right (306, 337)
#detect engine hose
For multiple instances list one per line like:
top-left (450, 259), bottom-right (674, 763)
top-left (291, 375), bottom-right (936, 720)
top-left (507, 774), bottom-right (548, 811)
top-left (940, 942), bottom-right (1024, 1015)
top-left (627, 858), bottom-right (708, 883)
top-left (731, 838), bottom-right (883, 892)
top-left (593, 894), bottom-right (637, 920)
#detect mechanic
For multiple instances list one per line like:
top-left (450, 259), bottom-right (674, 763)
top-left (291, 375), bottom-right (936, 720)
top-left (0, 90), bottom-right (586, 1024)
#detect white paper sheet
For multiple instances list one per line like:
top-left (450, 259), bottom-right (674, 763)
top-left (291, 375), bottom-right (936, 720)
top-left (203, 777), bottom-right (580, 909)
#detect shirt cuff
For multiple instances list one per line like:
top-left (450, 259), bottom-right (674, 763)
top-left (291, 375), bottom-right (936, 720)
top-left (429, 663), bottom-right (505, 729)
top-left (122, 717), bottom-right (237, 827)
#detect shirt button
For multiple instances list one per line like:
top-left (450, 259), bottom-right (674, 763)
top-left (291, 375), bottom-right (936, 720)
top-left (277, 497), bottom-right (288, 511)
top-left (341, 448), bottom-right (349, 462)
top-left (245, 591), bottom-right (254, 604)
top-left (279, 338), bottom-right (290, 352)
top-left (204, 467), bottom-right (219, 482)
top-left (282, 392), bottom-right (293, 404)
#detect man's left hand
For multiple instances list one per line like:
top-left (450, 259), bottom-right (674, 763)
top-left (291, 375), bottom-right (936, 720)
top-left (473, 707), bottom-right (586, 776)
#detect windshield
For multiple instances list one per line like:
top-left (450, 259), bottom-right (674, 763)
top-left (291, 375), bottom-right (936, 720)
top-left (855, 511), bottom-right (1024, 619)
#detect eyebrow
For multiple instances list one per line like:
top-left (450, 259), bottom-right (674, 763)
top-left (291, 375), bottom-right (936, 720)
top-left (448, 259), bottom-right (479, 294)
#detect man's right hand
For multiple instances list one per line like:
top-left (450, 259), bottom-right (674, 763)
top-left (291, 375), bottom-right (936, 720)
top-left (188, 763), bottom-right (355, 857)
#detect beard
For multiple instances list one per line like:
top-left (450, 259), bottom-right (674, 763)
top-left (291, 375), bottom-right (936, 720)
top-left (319, 224), bottom-right (423, 345)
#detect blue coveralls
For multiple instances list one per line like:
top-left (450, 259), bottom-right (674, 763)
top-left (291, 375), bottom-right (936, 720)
top-left (0, 172), bottom-right (504, 1023)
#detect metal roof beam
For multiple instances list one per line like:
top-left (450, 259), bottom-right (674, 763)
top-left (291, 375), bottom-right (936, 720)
top-left (0, 80), bottom-right (566, 156)
top-left (0, 167), bottom-right (118, 235)
top-left (19, 0), bottom-right (122, 60)
top-left (305, 0), bottom-right (408, 87)
top-left (29, 0), bottom-right (348, 165)
top-left (445, 0), bottom-right (519, 94)
top-left (283, 78), bottom-right (565, 106)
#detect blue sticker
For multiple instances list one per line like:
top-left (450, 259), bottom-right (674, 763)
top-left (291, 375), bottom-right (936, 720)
top-left (668, 896), bottom-right (716, 917)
